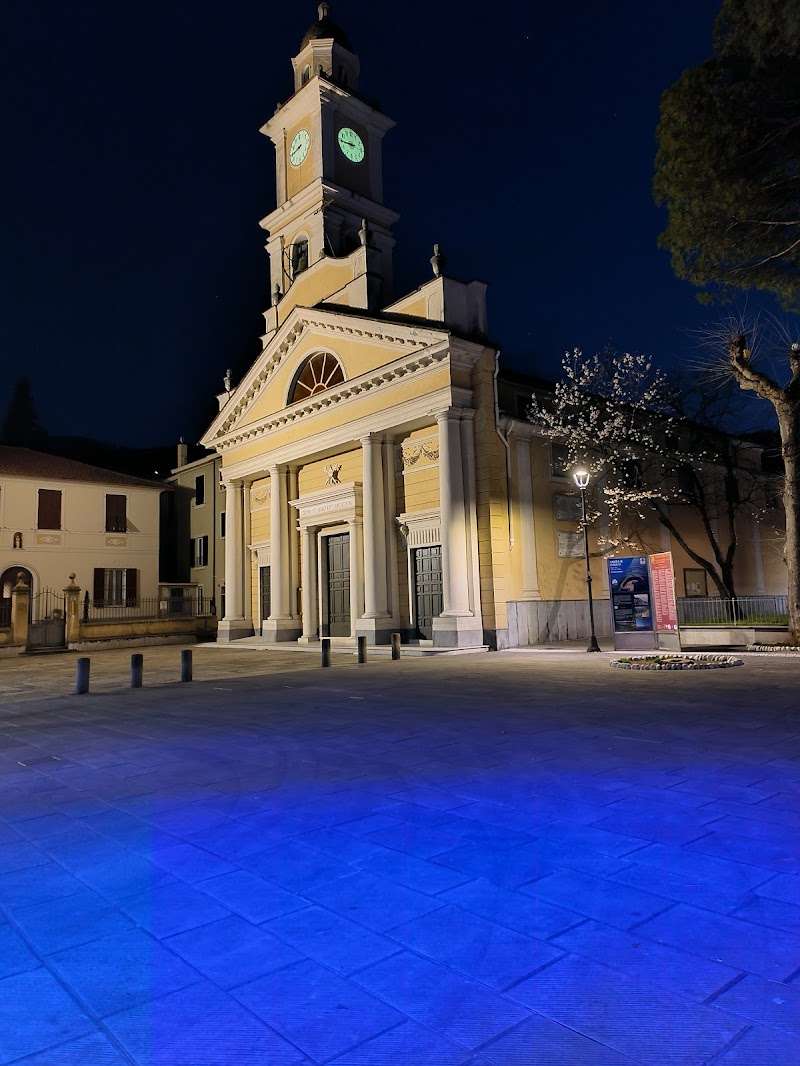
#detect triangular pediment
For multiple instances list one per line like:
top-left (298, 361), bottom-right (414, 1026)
top-left (201, 305), bottom-right (449, 447)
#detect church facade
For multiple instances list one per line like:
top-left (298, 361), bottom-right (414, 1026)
top-left (201, 5), bottom-right (785, 649)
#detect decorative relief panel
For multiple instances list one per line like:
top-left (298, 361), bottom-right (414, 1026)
top-left (251, 488), bottom-right (270, 507)
top-left (36, 533), bottom-right (63, 546)
top-left (401, 435), bottom-right (439, 472)
top-left (104, 536), bottom-right (127, 548)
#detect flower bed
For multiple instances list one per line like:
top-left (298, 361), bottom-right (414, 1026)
top-left (611, 653), bottom-right (743, 671)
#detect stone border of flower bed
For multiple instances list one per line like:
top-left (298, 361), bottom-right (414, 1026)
top-left (746, 644), bottom-right (800, 654)
top-left (610, 653), bottom-right (744, 671)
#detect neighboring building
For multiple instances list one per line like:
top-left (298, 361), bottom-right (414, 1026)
top-left (0, 446), bottom-right (166, 619)
top-left (167, 443), bottom-right (225, 617)
top-left (198, 6), bottom-right (786, 649)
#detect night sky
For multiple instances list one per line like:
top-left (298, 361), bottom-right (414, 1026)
top-left (1, 0), bottom-right (780, 450)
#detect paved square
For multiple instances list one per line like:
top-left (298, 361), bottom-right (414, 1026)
top-left (0, 644), bottom-right (799, 1064)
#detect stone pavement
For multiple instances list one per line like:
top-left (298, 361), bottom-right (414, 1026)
top-left (0, 646), bottom-right (799, 1065)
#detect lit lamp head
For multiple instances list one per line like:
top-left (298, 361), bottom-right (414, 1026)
top-left (573, 468), bottom-right (590, 490)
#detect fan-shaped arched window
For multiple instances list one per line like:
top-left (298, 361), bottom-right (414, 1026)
top-left (290, 353), bottom-right (345, 404)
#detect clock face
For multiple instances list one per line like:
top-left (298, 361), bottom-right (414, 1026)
top-left (289, 129), bottom-right (310, 167)
top-left (338, 127), bottom-right (365, 163)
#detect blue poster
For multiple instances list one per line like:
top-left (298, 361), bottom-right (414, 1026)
top-left (607, 556), bottom-right (653, 632)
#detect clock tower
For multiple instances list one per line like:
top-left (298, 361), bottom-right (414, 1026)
top-left (259, 4), bottom-right (398, 303)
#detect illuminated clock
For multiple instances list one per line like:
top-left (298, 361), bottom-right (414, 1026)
top-left (337, 127), bottom-right (365, 163)
top-left (289, 129), bottom-right (310, 167)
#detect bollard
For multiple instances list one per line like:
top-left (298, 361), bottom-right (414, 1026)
top-left (391, 632), bottom-right (401, 661)
top-left (75, 657), bottom-right (90, 695)
top-left (180, 649), bottom-right (193, 682)
top-left (357, 635), bottom-right (367, 664)
top-left (321, 637), bottom-right (331, 668)
top-left (131, 653), bottom-right (143, 689)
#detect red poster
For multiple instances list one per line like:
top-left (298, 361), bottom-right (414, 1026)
top-left (649, 552), bottom-right (678, 632)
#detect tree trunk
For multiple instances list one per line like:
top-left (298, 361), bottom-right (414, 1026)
top-left (777, 406), bottom-right (800, 644)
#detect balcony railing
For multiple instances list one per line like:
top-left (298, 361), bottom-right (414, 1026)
top-left (677, 595), bottom-right (789, 627)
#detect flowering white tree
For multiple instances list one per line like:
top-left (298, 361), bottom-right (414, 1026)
top-left (528, 348), bottom-right (774, 600)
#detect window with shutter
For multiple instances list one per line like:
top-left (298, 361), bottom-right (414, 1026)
top-left (105, 494), bottom-right (127, 533)
top-left (38, 489), bottom-right (62, 530)
top-left (93, 568), bottom-right (104, 607)
top-left (125, 569), bottom-right (138, 606)
top-left (194, 475), bottom-right (205, 506)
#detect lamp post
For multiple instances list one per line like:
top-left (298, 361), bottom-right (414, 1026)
top-left (573, 468), bottom-right (601, 652)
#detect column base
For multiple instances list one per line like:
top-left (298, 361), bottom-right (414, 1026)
top-left (432, 614), bottom-right (484, 648)
top-left (355, 616), bottom-right (401, 646)
top-left (217, 618), bottom-right (255, 643)
top-left (261, 617), bottom-right (303, 643)
top-left (297, 634), bottom-right (320, 644)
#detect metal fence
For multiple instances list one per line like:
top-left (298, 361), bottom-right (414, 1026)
top-left (677, 595), bottom-right (789, 626)
top-left (82, 594), bottom-right (210, 623)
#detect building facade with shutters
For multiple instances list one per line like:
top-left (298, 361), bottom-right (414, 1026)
top-left (0, 447), bottom-right (165, 619)
top-left (200, 6), bottom-right (786, 650)
top-left (167, 444), bottom-right (226, 618)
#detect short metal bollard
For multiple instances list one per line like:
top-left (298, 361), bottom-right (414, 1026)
top-left (321, 637), bottom-right (331, 668)
top-left (391, 632), bottom-right (401, 660)
top-left (180, 649), bottom-right (193, 682)
top-left (75, 657), bottom-right (90, 695)
top-left (357, 635), bottom-right (367, 664)
top-left (131, 653), bottom-right (143, 688)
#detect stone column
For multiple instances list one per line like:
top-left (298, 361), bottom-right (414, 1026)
top-left (288, 466), bottom-right (300, 618)
top-left (514, 432), bottom-right (539, 597)
top-left (299, 525), bottom-right (319, 641)
top-left (432, 409), bottom-right (483, 648)
top-left (242, 479), bottom-right (253, 628)
top-left (348, 518), bottom-right (364, 638)
top-left (63, 574), bottom-right (81, 645)
top-left (11, 572), bottom-right (31, 646)
top-left (264, 465), bottom-right (301, 642)
top-left (358, 435), bottom-right (390, 643)
top-left (383, 434), bottom-right (401, 624)
top-left (217, 481), bottom-right (253, 641)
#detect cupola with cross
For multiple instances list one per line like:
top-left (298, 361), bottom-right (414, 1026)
top-left (259, 3), bottom-right (398, 305)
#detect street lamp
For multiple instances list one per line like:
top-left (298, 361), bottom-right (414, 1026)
top-left (573, 468), bottom-right (602, 652)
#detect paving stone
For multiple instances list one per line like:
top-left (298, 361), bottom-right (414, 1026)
top-left (47, 928), bottom-right (201, 1017)
top-left (522, 868), bottom-right (670, 929)
top-left (590, 809), bottom-right (721, 846)
top-left (0, 839), bottom-right (49, 875)
top-left (166, 915), bottom-right (305, 989)
top-left (387, 903), bottom-right (563, 990)
top-left (327, 1019), bottom-right (474, 1065)
top-left (731, 894), bottom-right (800, 935)
top-left (551, 919), bottom-right (741, 1001)
top-left (711, 972), bottom-right (800, 1035)
top-left (358, 847), bottom-right (473, 894)
top-left (304, 870), bottom-right (445, 932)
top-left (149, 841), bottom-right (237, 883)
top-left (196, 869), bottom-right (309, 924)
top-left (506, 953), bottom-right (746, 1066)
top-left (297, 825), bottom-right (398, 862)
top-left (440, 877), bottom-right (583, 940)
top-left (479, 1012), bottom-right (639, 1065)
top-left (0, 862), bottom-right (84, 908)
top-left (607, 860), bottom-right (757, 914)
top-left (618, 841), bottom-right (776, 891)
top-left (0, 966), bottom-right (94, 1063)
top-left (105, 979), bottom-right (308, 1065)
top-left (353, 951), bottom-right (530, 1050)
top-left (711, 1022), bottom-right (800, 1064)
top-left (365, 822), bottom-right (466, 858)
top-left (755, 873), bottom-right (800, 907)
top-left (119, 880), bottom-right (231, 938)
top-left (9, 887), bottom-right (134, 955)
top-left (433, 841), bottom-right (558, 888)
top-left (0, 921), bottom-right (39, 979)
top-left (240, 840), bottom-right (352, 891)
top-left (233, 958), bottom-right (405, 1062)
top-left (376, 799), bottom-right (462, 829)
top-left (10, 1031), bottom-right (132, 1065)
top-left (636, 903), bottom-right (800, 981)
top-left (266, 904), bottom-right (400, 975)
top-left (533, 821), bottom-right (650, 858)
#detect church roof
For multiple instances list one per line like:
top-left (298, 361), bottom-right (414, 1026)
top-left (300, 4), bottom-right (352, 51)
top-left (0, 447), bottom-right (168, 489)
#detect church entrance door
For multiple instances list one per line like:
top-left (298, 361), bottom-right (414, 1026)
top-left (323, 532), bottom-right (351, 637)
top-left (413, 545), bottom-right (443, 639)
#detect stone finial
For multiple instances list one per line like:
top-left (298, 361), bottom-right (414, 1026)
top-left (223, 369), bottom-right (232, 393)
top-left (359, 218), bottom-right (372, 247)
top-left (272, 283), bottom-right (282, 307)
top-left (318, 2), bottom-right (330, 19)
top-left (430, 243), bottom-right (446, 277)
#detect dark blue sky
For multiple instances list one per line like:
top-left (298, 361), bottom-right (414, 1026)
top-left (1, 0), bottom-right (775, 448)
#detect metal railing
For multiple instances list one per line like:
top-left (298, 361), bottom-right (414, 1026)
top-left (677, 595), bottom-right (789, 626)
top-left (82, 595), bottom-right (209, 623)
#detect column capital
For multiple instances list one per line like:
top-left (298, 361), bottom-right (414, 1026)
top-left (359, 432), bottom-right (380, 448)
top-left (435, 407), bottom-right (464, 425)
top-left (268, 463), bottom-right (286, 477)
